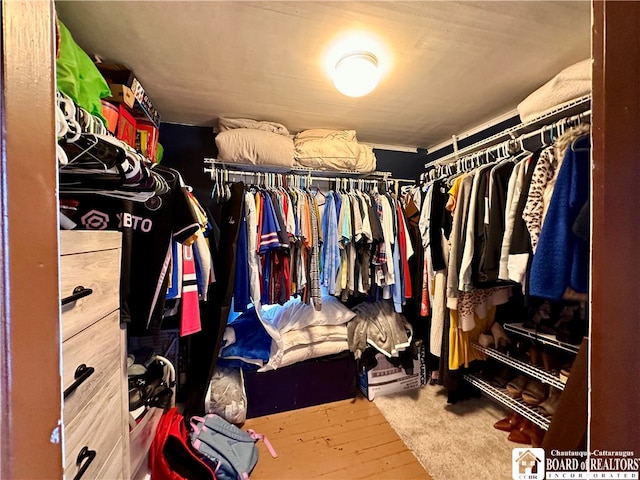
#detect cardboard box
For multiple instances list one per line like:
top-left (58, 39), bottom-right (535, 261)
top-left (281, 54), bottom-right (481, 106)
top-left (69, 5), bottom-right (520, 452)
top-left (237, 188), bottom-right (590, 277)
top-left (97, 63), bottom-right (137, 87)
top-left (106, 83), bottom-right (136, 109)
top-left (98, 63), bottom-right (161, 127)
top-left (357, 344), bottom-right (427, 401)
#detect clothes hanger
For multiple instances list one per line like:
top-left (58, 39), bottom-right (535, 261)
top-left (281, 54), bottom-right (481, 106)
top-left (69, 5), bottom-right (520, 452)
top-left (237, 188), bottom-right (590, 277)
top-left (571, 134), bottom-right (591, 152)
top-left (223, 169), bottom-right (231, 201)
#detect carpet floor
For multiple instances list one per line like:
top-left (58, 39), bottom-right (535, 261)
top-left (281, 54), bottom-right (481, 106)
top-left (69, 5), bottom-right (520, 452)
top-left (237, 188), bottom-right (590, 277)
top-left (374, 385), bottom-right (516, 480)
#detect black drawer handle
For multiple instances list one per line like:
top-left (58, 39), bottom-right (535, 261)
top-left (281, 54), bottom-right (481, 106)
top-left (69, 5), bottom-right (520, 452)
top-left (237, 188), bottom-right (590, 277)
top-left (61, 286), bottom-right (93, 306)
top-left (73, 446), bottom-right (96, 480)
top-left (63, 364), bottom-right (95, 399)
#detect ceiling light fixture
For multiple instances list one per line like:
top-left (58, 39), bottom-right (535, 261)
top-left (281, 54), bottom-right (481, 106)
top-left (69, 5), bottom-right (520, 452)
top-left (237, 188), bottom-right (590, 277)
top-left (333, 51), bottom-right (380, 98)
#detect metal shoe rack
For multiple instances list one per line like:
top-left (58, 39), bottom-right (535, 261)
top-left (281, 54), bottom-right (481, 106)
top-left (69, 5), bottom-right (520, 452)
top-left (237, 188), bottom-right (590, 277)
top-left (470, 343), bottom-right (566, 390)
top-left (504, 323), bottom-right (580, 355)
top-left (463, 374), bottom-right (553, 430)
top-left (465, 323), bottom-right (581, 431)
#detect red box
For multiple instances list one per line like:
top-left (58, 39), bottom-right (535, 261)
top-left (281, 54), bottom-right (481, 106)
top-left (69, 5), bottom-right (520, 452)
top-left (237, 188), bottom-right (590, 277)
top-left (137, 121), bottom-right (159, 162)
top-left (117, 104), bottom-right (137, 149)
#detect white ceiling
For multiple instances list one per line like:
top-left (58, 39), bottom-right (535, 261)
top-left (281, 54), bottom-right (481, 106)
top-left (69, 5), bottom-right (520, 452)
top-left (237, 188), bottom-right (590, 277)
top-left (55, 1), bottom-right (591, 150)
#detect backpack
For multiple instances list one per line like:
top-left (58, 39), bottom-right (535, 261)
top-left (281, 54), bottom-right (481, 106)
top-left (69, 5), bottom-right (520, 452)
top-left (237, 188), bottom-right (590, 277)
top-left (190, 414), bottom-right (277, 480)
top-left (149, 408), bottom-right (217, 480)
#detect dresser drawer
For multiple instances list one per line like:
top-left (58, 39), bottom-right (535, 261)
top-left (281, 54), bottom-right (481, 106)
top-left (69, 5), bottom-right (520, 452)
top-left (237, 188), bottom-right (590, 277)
top-left (95, 437), bottom-right (125, 480)
top-left (64, 370), bottom-right (123, 480)
top-left (60, 230), bottom-right (122, 255)
top-left (63, 310), bottom-right (121, 422)
top-left (60, 248), bottom-right (120, 341)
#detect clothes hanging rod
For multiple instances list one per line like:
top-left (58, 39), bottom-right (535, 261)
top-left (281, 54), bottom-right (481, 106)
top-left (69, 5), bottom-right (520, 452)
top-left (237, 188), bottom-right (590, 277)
top-left (428, 95), bottom-right (591, 166)
top-left (429, 105), bottom-right (591, 167)
top-left (203, 158), bottom-right (416, 183)
top-left (204, 166), bottom-right (416, 185)
top-left (453, 109), bottom-right (591, 163)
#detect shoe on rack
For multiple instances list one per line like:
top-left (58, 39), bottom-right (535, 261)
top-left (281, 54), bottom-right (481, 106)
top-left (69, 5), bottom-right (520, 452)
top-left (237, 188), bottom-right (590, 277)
top-left (529, 344), bottom-right (542, 367)
top-left (508, 338), bottom-right (531, 361)
top-left (539, 387), bottom-right (562, 416)
top-left (490, 365), bottom-right (516, 389)
top-left (521, 380), bottom-right (549, 406)
top-left (478, 333), bottom-right (495, 348)
top-left (541, 348), bottom-right (559, 372)
top-left (525, 300), bottom-right (556, 335)
top-left (494, 412), bottom-right (525, 432)
top-left (506, 375), bottom-right (529, 398)
top-left (491, 322), bottom-right (511, 353)
top-left (555, 318), bottom-right (587, 345)
top-left (559, 366), bottom-right (571, 383)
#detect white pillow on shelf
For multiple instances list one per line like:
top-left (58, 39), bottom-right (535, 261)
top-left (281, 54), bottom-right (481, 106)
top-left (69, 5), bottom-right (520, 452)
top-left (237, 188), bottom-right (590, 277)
top-left (261, 295), bottom-right (356, 334)
top-left (215, 128), bottom-right (294, 168)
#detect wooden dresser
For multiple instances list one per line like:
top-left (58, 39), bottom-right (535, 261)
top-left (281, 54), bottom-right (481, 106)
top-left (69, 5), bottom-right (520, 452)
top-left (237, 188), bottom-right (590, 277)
top-left (60, 231), bottom-right (130, 479)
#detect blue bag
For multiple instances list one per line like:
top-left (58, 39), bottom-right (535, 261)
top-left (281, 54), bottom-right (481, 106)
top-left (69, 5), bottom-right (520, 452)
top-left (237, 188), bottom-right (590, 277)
top-left (190, 414), bottom-right (277, 480)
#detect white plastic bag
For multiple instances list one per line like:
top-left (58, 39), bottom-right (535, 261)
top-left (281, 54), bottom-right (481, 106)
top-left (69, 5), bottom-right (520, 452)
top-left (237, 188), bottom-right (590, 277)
top-left (205, 367), bottom-right (248, 425)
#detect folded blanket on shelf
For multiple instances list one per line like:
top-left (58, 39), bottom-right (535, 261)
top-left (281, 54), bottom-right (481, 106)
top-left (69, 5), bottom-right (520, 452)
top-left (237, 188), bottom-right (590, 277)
top-left (293, 128), bottom-right (377, 172)
top-left (217, 116), bottom-right (290, 136)
top-left (517, 59), bottom-right (591, 123)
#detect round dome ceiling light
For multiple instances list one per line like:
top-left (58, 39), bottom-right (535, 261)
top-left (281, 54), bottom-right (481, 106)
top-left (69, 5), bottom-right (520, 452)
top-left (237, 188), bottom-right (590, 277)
top-left (333, 51), bottom-right (380, 98)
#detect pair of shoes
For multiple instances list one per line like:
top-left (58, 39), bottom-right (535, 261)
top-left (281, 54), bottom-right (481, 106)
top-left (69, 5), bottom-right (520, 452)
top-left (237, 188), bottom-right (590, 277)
top-left (521, 379), bottom-right (549, 406)
top-left (494, 412), bottom-right (546, 447)
top-left (494, 412), bottom-right (524, 432)
top-left (489, 365), bottom-right (516, 389)
top-left (506, 375), bottom-right (549, 405)
top-left (529, 344), bottom-right (559, 373)
top-left (506, 375), bottom-right (529, 398)
top-left (539, 387), bottom-right (562, 416)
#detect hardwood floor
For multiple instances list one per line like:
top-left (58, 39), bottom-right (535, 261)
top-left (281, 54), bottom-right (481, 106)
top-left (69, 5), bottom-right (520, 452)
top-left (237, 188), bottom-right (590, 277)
top-left (244, 395), bottom-right (432, 480)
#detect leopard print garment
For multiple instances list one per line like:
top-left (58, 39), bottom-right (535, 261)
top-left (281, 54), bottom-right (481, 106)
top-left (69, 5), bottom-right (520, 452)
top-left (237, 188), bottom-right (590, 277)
top-left (523, 146), bottom-right (555, 252)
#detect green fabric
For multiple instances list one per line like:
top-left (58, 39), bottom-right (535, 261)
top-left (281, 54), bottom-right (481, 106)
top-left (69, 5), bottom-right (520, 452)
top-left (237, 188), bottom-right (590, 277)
top-left (56, 19), bottom-right (111, 123)
top-left (156, 143), bottom-right (164, 163)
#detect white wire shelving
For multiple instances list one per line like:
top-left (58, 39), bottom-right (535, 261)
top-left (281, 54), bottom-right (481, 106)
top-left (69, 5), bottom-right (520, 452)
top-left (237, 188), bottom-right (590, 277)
top-left (428, 94), bottom-right (591, 166)
top-left (464, 374), bottom-right (553, 431)
top-left (504, 323), bottom-right (581, 355)
top-left (471, 343), bottom-right (566, 390)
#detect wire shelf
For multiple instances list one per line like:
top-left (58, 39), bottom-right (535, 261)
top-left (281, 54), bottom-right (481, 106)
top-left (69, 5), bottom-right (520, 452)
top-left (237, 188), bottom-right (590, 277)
top-left (464, 374), bottom-right (552, 431)
top-left (203, 159), bottom-right (403, 180)
top-left (504, 323), bottom-right (581, 355)
top-left (429, 95), bottom-right (591, 166)
top-left (471, 343), bottom-right (566, 390)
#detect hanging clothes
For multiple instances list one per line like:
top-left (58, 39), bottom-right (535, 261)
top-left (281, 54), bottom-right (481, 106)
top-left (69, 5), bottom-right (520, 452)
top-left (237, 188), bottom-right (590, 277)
top-left (529, 135), bottom-right (590, 300)
top-left (508, 148), bottom-right (542, 285)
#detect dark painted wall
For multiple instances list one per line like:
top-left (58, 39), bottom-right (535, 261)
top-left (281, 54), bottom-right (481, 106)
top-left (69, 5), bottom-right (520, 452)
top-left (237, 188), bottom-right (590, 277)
top-left (159, 123), bottom-right (426, 196)
top-left (159, 123), bottom-right (218, 205)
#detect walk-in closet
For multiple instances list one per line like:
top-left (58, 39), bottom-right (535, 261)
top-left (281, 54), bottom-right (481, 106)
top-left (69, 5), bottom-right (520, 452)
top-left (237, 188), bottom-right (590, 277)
top-left (2, 1), bottom-right (640, 480)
